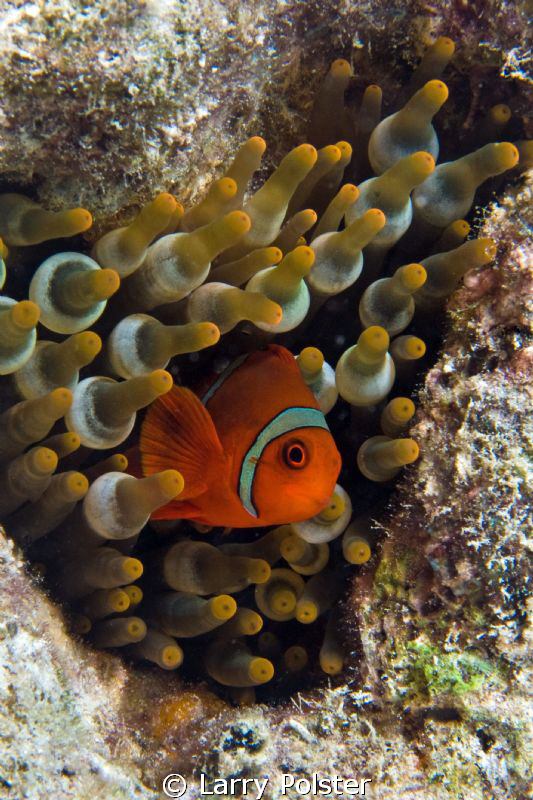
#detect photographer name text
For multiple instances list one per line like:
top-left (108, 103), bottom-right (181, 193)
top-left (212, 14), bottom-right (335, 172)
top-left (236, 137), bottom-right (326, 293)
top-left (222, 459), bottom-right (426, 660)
top-left (163, 772), bottom-right (371, 798)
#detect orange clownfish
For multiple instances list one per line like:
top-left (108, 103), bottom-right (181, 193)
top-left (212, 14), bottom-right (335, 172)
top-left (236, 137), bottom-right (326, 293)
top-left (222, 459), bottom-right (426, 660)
top-left (137, 344), bottom-right (342, 528)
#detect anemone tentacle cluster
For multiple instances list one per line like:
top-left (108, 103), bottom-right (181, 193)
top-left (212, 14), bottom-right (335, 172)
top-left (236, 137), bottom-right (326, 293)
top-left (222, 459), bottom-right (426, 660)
top-left (0, 36), bottom-right (527, 698)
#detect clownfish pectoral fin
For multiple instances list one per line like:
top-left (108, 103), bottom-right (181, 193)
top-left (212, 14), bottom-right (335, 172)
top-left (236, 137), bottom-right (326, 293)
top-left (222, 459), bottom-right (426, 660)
top-left (140, 385), bottom-right (227, 500)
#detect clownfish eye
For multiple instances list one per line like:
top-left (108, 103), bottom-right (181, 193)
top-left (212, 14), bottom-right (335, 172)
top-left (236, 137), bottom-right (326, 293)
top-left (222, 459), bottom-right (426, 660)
top-left (282, 440), bottom-right (308, 469)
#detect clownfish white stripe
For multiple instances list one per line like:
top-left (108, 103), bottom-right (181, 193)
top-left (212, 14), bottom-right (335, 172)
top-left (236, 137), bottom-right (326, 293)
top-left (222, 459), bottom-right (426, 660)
top-left (201, 353), bottom-right (248, 405)
top-left (238, 406), bottom-right (330, 517)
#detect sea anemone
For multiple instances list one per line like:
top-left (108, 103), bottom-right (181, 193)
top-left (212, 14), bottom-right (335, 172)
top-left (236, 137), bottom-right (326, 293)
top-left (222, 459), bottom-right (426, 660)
top-left (0, 31), bottom-right (528, 703)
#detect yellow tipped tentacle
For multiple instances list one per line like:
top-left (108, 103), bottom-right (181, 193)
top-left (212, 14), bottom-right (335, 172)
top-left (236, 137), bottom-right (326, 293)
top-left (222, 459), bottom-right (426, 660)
top-left (91, 617), bottom-right (147, 648)
top-left (416, 237), bottom-right (497, 307)
top-left (296, 346), bottom-right (338, 413)
top-left (181, 177), bottom-right (238, 231)
top-left (186, 282), bottom-right (282, 334)
top-left (397, 263), bottom-right (427, 293)
top-left (357, 435), bottom-right (419, 481)
top-left (224, 136), bottom-right (266, 207)
top-left (145, 319), bottom-right (220, 362)
top-left (407, 79), bottom-right (449, 118)
top-left (7, 469), bottom-right (88, 546)
top-left (280, 534), bottom-right (307, 563)
top-left (105, 314), bottom-right (220, 378)
top-left (83, 453), bottom-right (129, 483)
top-left (291, 484), bottom-right (352, 544)
top-left (112, 470), bottom-right (184, 525)
top-left (0, 299), bottom-right (40, 376)
top-left (0, 193), bottom-right (92, 246)
top-left (82, 588), bottom-right (131, 619)
top-left (0, 387), bottom-right (72, 461)
top-left (123, 585), bottom-right (143, 608)
top-left (342, 523), bottom-right (372, 565)
top-left (63, 469), bottom-right (182, 550)
top-left (286, 144), bottom-right (341, 217)
top-left (66, 371), bottom-right (172, 449)
top-left (385, 150), bottom-right (435, 195)
top-left (306, 141), bottom-right (354, 215)
top-left (15, 330), bottom-right (102, 399)
top-left (206, 247), bottom-right (283, 286)
top-left (29, 253), bottom-right (120, 333)
top-left (345, 152), bottom-right (434, 252)
top-left (295, 570), bottom-right (340, 624)
top-left (390, 335), bottom-right (426, 363)
top-left (128, 628), bottom-right (183, 669)
top-left (297, 346), bottom-right (324, 380)
top-left (208, 246), bottom-right (283, 287)
top-left (358, 263), bottom-right (426, 335)
top-left (308, 59), bottom-right (353, 148)
top-left (217, 607), bottom-right (263, 638)
top-left (29, 253), bottom-right (120, 334)
top-left (312, 183), bottom-right (359, 240)
top-left (318, 491), bottom-right (345, 522)
top-left (63, 548), bottom-right (144, 598)
top-left (245, 246), bottom-right (313, 332)
top-left (103, 370), bottom-right (173, 422)
top-left (380, 397), bottom-right (416, 437)
top-left (162, 540), bottom-right (271, 595)
top-left (357, 325), bottom-right (390, 363)
top-left (410, 37), bottom-right (455, 90)
top-left (413, 143), bottom-right (519, 229)
top-left (354, 85), bottom-right (383, 178)
top-left (218, 144), bottom-right (317, 262)
top-left (338, 207), bottom-right (388, 250)
top-left (220, 525), bottom-right (293, 565)
top-left (0, 446), bottom-right (59, 517)
top-left (121, 210), bottom-right (250, 310)
top-left (92, 193), bottom-right (178, 275)
top-left (319, 610), bottom-right (344, 675)
top-left (431, 220), bottom-right (471, 253)
top-left (40, 432), bottom-right (81, 459)
top-left (281, 535), bottom-right (329, 575)
top-left (369, 80), bottom-right (447, 174)
top-left (206, 639), bottom-right (274, 687)
top-left (515, 140), bottom-right (533, 171)
top-left (309, 208), bottom-right (386, 299)
top-left (335, 325), bottom-right (395, 406)
top-left (272, 209), bottom-right (317, 252)
top-left (0, 300), bottom-right (40, 343)
top-left (479, 104), bottom-right (512, 144)
top-left (208, 595), bottom-right (238, 622)
top-left (255, 568), bottom-right (305, 622)
top-left (153, 591), bottom-right (236, 637)
top-left (63, 268), bottom-right (120, 309)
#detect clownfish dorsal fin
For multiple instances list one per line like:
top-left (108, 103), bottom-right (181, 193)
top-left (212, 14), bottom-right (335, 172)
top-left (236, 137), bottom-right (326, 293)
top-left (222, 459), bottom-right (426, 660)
top-left (140, 385), bottom-right (227, 500)
top-left (268, 343), bottom-right (298, 367)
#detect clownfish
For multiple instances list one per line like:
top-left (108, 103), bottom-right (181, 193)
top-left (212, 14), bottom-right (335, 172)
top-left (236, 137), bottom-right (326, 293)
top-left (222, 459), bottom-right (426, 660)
top-left (136, 344), bottom-right (341, 527)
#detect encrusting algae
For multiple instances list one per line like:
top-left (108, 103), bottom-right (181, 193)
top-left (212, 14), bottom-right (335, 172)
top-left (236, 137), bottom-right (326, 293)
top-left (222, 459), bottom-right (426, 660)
top-left (0, 34), bottom-right (528, 702)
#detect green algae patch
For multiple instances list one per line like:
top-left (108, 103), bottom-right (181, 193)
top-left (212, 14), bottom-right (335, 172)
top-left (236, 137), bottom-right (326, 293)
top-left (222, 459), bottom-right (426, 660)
top-left (406, 639), bottom-right (501, 699)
